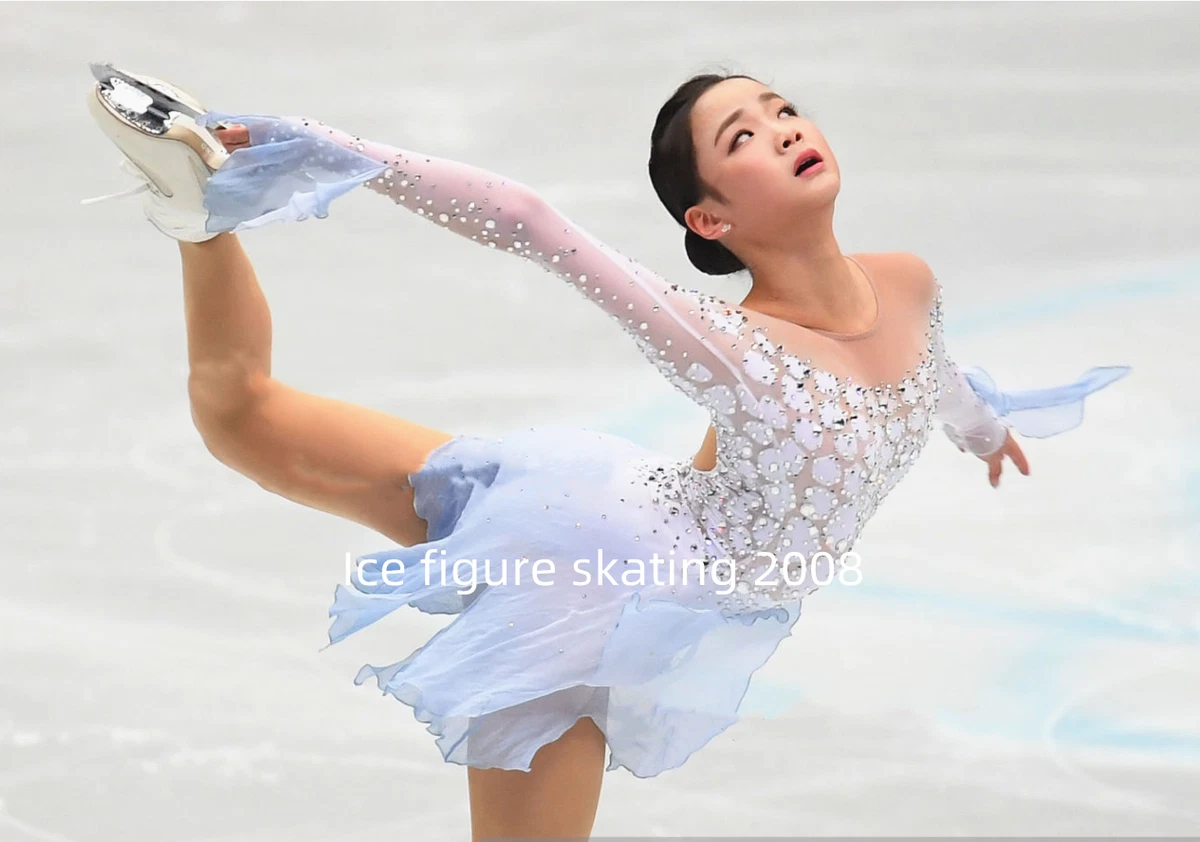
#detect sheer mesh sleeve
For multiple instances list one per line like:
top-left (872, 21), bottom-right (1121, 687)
top-left (294, 118), bottom-right (763, 415)
top-left (930, 284), bottom-right (1007, 457)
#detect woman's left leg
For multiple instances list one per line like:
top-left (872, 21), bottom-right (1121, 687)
top-left (467, 716), bottom-right (607, 841)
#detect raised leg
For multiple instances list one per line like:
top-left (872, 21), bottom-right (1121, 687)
top-left (180, 129), bottom-right (452, 546)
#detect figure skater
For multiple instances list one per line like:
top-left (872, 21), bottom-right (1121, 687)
top-left (83, 63), bottom-right (1129, 840)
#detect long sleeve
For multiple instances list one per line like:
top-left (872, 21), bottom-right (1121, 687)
top-left (929, 286), bottom-right (1008, 457)
top-left (201, 113), bottom-right (764, 418)
top-left (933, 333), bottom-right (1008, 456)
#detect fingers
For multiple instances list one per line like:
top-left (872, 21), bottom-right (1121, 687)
top-left (1009, 440), bottom-right (1030, 476)
top-left (214, 124), bottom-right (251, 152)
top-left (988, 440), bottom-right (1029, 488)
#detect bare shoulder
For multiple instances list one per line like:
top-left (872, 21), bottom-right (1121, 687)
top-left (851, 252), bottom-right (937, 307)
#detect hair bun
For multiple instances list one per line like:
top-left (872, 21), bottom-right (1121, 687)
top-left (685, 229), bottom-right (745, 276)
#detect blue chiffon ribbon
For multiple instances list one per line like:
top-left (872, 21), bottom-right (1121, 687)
top-left (197, 111), bottom-right (388, 234)
top-left (963, 364), bottom-right (1130, 437)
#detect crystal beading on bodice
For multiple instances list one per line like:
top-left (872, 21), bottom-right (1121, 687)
top-left (645, 294), bottom-right (952, 612)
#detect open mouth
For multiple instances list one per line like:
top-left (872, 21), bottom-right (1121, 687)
top-left (794, 150), bottom-right (824, 176)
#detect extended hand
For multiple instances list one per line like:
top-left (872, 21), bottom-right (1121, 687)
top-left (960, 429), bottom-right (1029, 488)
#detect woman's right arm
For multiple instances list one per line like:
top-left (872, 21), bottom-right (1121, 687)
top-left (211, 115), bottom-right (762, 411)
top-left (188, 115), bottom-right (769, 539)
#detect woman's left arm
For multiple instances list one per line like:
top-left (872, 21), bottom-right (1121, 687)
top-left (917, 268), bottom-right (1030, 487)
top-left (924, 264), bottom-right (1131, 487)
top-left (931, 314), bottom-right (1030, 486)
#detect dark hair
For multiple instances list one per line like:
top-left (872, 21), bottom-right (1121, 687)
top-left (649, 72), bottom-right (754, 276)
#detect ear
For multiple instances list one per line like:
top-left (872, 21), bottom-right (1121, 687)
top-left (684, 204), bottom-right (728, 241)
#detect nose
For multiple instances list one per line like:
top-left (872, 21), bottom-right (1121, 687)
top-left (777, 127), bottom-right (803, 154)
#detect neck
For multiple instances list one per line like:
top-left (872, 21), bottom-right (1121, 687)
top-left (738, 215), bottom-right (874, 336)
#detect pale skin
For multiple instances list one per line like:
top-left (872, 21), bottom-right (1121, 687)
top-left (192, 81), bottom-right (1027, 839)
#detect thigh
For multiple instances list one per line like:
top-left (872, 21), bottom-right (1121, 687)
top-left (467, 716), bottom-right (607, 841)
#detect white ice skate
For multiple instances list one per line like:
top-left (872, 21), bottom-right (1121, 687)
top-left (83, 62), bottom-right (232, 242)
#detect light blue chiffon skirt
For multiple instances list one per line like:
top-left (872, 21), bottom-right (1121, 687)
top-left (194, 111), bottom-right (1131, 776)
top-left (328, 427), bottom-right (803, 777)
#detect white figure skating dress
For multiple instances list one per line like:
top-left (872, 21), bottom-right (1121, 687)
top-left (185, 110), bottom-right (1128, 778)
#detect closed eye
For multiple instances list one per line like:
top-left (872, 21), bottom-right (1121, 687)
top-left (729, 105), bottom-right (799, 152)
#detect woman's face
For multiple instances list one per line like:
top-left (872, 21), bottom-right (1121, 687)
top-left (687, 77), bottom-right (840, 245)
